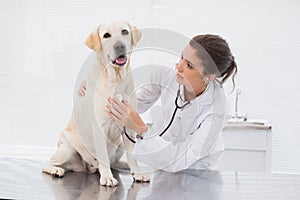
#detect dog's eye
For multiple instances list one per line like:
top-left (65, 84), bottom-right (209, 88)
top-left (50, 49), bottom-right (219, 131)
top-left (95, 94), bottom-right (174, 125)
top-left (121, 29), bottom-right (129, 35)
top-left (103, 33), bottom-right (111, 38)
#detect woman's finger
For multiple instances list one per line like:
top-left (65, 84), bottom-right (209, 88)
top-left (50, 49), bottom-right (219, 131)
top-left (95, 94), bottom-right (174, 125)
top-left (78, 81), bottom-right (87, 97)
top-left (79, 89), bottom-right (84, 97)
top-left (82, 81), bottom-right (87, 90)
top-left (108, 111), bottom-right (124, 126)
top-left (81, 88), bottom-right (85, 95)
top-left (122, 100), bottom-right (132, 108)
top-left (112, 98), bottom-right (127, 110)
top-left (119, 99), bottom-right (130, 111)
top-left (110, 98), bottom-right (127, 114)
top-left (107, 99), bottom-right (128, 124)
top-left (107, 105), bottom-right (124, 121)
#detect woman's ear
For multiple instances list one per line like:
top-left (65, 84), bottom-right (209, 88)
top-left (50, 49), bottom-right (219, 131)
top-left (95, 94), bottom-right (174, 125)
top-left (205, 74), bottom-right (216, 84)
top-left (128, 23), bottom-right (142, 46)
top-left (85, 26), bottom-right (102, 52)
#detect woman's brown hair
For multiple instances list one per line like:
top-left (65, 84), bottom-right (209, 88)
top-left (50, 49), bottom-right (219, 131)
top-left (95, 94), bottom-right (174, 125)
top-left (190, 34), bottom-right (238, 90)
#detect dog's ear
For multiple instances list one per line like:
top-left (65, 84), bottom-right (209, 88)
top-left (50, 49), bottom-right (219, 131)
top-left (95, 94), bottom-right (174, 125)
top-left (128, 23), bottom-right (142, 46)
top-left (85, 26), bottom-right (102, 52)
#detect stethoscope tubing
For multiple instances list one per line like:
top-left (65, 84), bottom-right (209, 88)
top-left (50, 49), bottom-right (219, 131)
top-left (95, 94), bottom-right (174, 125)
top-left (124, 87), bottom-right (190, 143)
top-left (159, 89), bottom-right (190, 137)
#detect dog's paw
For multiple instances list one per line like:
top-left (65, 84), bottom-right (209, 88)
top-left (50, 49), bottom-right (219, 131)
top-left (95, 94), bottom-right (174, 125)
top-left (100, 176), bottom-right (118, 187)
top-left (42, 166), bottom-right (65, 178)
top-left (131, 172), bottom-right (150, 183)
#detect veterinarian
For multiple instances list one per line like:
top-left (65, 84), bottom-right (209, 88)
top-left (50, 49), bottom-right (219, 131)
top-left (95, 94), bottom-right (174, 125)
top-left (83, 34), bottom-right (237, 172)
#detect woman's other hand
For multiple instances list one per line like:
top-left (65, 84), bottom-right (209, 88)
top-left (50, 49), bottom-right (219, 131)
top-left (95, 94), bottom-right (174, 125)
top-left (107, 98), bottom-right (147, 135)
top-left (78, 81), bottom-right (87, 97)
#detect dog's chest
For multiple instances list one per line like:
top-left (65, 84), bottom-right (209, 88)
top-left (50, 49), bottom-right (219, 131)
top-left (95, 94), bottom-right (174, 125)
top-left (93, 80), bottom-right (133, 123)
top-left (93, 82), bottom-right (132, 143)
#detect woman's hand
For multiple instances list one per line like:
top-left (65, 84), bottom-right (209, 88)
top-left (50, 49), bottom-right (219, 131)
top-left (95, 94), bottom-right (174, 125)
top-left (78, 81), bottom-right (87, 97)
top-left (107, 98), bottom-right (147, 136)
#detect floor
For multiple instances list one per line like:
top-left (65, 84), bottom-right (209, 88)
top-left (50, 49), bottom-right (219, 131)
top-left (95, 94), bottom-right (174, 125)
top-left (0, 158), bottom-right (300, 200)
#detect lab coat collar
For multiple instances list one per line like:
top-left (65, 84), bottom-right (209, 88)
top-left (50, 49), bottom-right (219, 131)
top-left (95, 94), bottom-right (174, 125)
top-left (179, 81), bottom-right (217, 106)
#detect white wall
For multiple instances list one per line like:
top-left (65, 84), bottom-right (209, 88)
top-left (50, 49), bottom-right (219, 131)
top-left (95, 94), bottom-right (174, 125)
top-left (1, 0), bottom-right (300, 173)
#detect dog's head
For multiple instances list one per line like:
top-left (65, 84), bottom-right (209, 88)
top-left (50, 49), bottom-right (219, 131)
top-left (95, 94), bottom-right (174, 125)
top-left (85, 21), bottom-right (141, 69)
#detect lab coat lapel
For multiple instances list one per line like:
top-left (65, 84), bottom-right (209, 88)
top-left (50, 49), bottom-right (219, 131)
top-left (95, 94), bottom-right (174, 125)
top-left (180, 82), bottom-right (215, 137)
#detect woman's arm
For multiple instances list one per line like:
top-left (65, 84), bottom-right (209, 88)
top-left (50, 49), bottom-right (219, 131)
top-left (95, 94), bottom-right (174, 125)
top-left (134, 66), bottom-right (167, 114)
top-left (132, 114), bottom-right (227, 172)
top-left (135, 83), bottom-right (161, 114)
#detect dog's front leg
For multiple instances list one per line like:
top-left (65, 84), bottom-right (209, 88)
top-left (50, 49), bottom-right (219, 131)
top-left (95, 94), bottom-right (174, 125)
top-left (122, 131), bottom-right (150, 183)
top-left (98, 160), bottom-right (118, 187)
top-left (93, 127), bottom-right (118, 187)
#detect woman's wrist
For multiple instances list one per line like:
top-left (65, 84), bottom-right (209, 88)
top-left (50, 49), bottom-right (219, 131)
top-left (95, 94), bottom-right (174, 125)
top-left (135, 124), bottom-right (148, 136)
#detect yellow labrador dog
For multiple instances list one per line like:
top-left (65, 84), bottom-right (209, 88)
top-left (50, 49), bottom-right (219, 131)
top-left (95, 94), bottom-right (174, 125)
top-left (43, 21), bottom-right (150, 186)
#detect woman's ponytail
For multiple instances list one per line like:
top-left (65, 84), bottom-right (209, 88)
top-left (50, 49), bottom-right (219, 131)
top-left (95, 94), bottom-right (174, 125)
top-left (220, 56), bottom-right (238, 90)
top-left (190, 34), bottom-right (238, 91)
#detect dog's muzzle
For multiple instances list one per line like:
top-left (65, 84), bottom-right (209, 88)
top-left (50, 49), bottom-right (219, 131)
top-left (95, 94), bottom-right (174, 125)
top-left (112, 41), bottom-right (127, 66)
top-left (113, 55), bottom-right (127, 66)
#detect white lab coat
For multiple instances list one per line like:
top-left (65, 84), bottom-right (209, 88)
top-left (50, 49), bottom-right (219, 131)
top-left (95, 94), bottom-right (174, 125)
top-left (132, 66), bottom-right (231, 172)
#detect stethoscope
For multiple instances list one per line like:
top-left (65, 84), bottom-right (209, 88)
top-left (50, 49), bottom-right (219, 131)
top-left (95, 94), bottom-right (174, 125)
top-left (124, 85), bottom-right (190, 143)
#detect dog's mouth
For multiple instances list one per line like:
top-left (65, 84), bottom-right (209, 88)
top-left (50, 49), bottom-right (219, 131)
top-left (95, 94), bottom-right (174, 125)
top-left (112, 55), bottom-right (127, 66)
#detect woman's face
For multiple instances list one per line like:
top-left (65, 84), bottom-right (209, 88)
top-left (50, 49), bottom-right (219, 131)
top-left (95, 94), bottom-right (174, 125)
top-left (176, 44), bottom-right (207, 95)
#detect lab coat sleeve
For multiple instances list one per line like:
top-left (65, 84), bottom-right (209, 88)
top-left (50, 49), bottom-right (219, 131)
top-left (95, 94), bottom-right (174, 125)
top-left (133, 113), bottom-right (226, 172)
top-left (136, 82), bottom-right (161, 114)
top-left (135, 66), bottom-right (166, 114)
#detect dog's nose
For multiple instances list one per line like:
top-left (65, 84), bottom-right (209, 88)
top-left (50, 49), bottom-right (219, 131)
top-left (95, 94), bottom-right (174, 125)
top-left (114, 41), bottom-right (126, 52)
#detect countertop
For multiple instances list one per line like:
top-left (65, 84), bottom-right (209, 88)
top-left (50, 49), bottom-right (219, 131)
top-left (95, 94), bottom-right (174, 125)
top-left (224, 119), bottom-right (272, 130)
top-left (0, 158), bottom-right (299, 200)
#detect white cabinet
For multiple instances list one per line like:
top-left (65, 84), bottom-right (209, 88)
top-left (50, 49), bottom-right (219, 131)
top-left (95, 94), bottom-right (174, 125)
top-left (217, 120), bottom-right (272, 172)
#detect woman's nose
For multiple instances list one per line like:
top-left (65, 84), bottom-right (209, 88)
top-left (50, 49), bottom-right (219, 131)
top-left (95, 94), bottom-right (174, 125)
top-left (176, 60), bottom-right (184, 71)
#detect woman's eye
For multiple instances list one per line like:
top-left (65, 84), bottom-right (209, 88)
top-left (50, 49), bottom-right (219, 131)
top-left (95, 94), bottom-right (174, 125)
top-left (187, 64), bottom-right (193, 69)
top-left (180, 54), bottom-right (193, 69)
top-left (122, 29), bottom-right (129, 35)
top-left (103, 33), bottom-right (111, 38)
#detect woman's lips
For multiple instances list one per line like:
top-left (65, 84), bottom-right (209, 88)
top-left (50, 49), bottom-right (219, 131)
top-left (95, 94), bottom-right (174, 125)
top-left (176, 73), bottom-right (184, 79)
